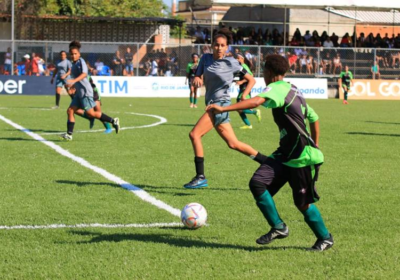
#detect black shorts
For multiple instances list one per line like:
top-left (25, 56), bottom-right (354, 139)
top-left (251, 157), bottom-right (321, 207)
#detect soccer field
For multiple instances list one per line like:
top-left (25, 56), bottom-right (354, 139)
top-left (0, 96), bottom-right (399, 279)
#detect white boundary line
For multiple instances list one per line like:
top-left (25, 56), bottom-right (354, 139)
top-left (0, 222), bottom-right (182, 230)
top-left (41, 112), bottom-right (167, 135)
top-left (0, 113), bottom-right (181, 219)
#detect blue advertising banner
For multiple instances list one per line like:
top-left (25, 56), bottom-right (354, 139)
top-left (0, 76), bottom-right (54, 96)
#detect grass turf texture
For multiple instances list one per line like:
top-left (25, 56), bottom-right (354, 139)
top-left (0, 95), bottom-right (399, 279)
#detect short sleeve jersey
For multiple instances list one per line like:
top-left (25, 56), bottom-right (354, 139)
top-left (195, 53), bottom-right (246, 104)
top-left (235, 63), bottom-right (253, 94)
top-left (186, 62), bottom-right (199, 78)
top-left (258, 81), bottom-right (323, 168)
top-left (339, 71), bottom-right (353, 85)
top-left (56, 59), bottom-right (72, 78)
top-left (71, 58), bottom-right (93, 98)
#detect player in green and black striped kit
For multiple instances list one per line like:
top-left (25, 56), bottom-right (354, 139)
top-left (339, 65), bottom-right (353, 104)
top-left (234, 52), bottom-right (261, 129)
top-left (207, 54), bottom-right (333, 251)
top-left (186, 53), bottom-right (199, 108)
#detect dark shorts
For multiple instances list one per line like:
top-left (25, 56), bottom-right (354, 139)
top-left (93, 90), bottom-right (100, 102)
top-left (342, 83), bottom-right (351, 90)
top-left (251, 157), bottom-right (321, 207)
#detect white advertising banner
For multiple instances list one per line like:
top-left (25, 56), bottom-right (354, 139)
top-left (92, 76), bottom-right (328, 99)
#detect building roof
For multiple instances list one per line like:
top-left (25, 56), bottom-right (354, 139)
top-left (330, 9), bottom-right (400, 24)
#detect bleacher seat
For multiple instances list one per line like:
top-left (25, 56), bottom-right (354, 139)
top-left (98, 65), bottom-right (111, 76)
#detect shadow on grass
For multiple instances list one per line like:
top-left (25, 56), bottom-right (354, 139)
top-left (70, 231), bottom-right (307, 252)
top-left (55, 180), bottom-right (195, 196)
top-left (365, 121), bottom-right (400, 125)
top-left (161, 123), bottom-right (194, 127)
top-left (346, 132), bottom-right (400, 137)
top-left (0, 137), bottom-right (62, 142)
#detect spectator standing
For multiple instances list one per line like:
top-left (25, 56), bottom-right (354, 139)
top-left (332, 54), bottom-right (342, 74)
top-left (112, 50), bottom-right (124, 76)
top-left (30, 53), bottom-right (39, 76)
top-left (150, 58), bottom-right (158, 76)
top-left (23, 54), bottom-right (31, 76)
top-left (124, 47), bottom-right (134, 76)
top-left (4, 47), bottom-right (12, 75)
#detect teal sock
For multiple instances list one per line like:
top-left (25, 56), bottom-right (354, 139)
top-left (239, 112), bottom-right (251, 126)
top-left (243, 109), bottom-right (256, 115)
top-left (190, 96), bottom-right (193, 103)
top-left (103, 122), bottom-right (111, 129)
top-left (194, 97), bottom-right (197, 105)
top-left (256, 190), bottom-right (284, 229)
top-left (302, 204), bottom-right (330, 240)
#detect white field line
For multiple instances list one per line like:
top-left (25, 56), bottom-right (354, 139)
top-left (0, 113), bottom-right (181, 219)
top-left (0, 222), bottom-right (182, 230)
top-left (41, 112), bottom-right (167, 135)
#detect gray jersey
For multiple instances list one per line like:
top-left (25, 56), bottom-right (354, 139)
top-left (71, 58), bottom-right (93, 98)
top-left (56, 59), bottom-right (72, 78)
top-left (196, 54), bottom-right (246, 104)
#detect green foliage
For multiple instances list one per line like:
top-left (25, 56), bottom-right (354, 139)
top-left (169, 15), bottom-right (187, 38)
top-left (0, 96), bottom-right (399, 278)
top-left (38, 0), bottom-right (166, 17)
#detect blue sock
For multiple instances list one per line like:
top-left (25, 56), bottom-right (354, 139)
top-left (302, 204), bottom-right (330, 240)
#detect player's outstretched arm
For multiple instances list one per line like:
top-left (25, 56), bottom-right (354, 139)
top-left (240, 73), bottom-right (256, 100)
top-left (206, 96), bottom-right (266, 114)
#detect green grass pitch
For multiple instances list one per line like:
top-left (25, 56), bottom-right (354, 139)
top-left (0, 95), bottom-right (399, 279)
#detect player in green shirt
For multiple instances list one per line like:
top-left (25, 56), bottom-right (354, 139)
top-left (206, 54), bottom-right (333, 251)
top-left (186, 53), bottom-right (199, 108)
top-left (234, 53), bottom-right (261, 129)
top-left (339, 65), bottom-right (353, 104)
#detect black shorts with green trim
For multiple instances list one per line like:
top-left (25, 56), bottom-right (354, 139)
top-left (250, 157), bottom-right (321, 207)
top-left (342, 83), bottom-right (351, 90)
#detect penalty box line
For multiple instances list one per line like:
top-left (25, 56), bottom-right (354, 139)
top-left (0, 114), bottom-right (181, 220)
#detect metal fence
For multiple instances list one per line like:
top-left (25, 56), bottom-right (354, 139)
top-left (1, 40), bottom-right (400, 80)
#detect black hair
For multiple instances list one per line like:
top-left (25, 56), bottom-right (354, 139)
top-left (69, 40), bottom-right (81, 51)
top-left (60, 50), bottom-right (67, 56)
top-left (235, 52), bottom-right (251, 68)
top-left (191, 53), bottom-right (199, 58)
top-left (263, 54), bottom-right (289, 76)
top-left (213, 28), bottom-right (232, 45)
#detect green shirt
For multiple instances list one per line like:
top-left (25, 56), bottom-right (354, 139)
top-left (339, 71), bottom-right (353, 85)
top-left (258, 81), bottom-right (323, 168)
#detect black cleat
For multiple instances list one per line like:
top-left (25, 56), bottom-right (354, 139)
top-left (113, 118), bottom-right (120, 134)
top-left (183, 175), bottom-right (208, 189)
top-left (309, 233), bottom-right (334, 252)
top-left (256, 223), bottom-right (289, 245)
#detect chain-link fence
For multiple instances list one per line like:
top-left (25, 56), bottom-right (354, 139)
top-left (1, 40), bottom-right (400, 80)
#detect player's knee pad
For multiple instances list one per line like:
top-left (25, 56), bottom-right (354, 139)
top-left (249, 179), bottom-right (267, 199)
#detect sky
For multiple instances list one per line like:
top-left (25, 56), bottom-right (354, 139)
top-left (163, 0), bottom-right (171, 8)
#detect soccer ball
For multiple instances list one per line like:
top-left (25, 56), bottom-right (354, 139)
top-left (181, 203), bottom-right (207, 229)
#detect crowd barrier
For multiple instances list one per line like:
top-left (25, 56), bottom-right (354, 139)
top-left (340, 79), bottom-right (400, 100)
top-left (0, 76), bottom-right (328, 99)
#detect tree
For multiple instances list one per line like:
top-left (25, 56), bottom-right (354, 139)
top-left (40, 0), bottom-right (167, 17)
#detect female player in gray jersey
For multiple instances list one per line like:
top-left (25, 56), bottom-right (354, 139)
top-left (51, 51), bottom-right (72, 109)
top-left (60, 41), bottom-right (120, 141)
top-left (184, 29), bottom-right (269, 189)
